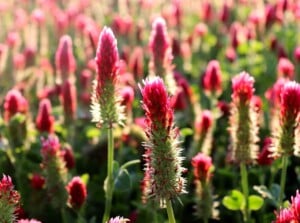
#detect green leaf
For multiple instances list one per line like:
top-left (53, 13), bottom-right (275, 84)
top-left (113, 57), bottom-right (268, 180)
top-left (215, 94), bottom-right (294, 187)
top-left (114, 168), bottom-right (131, 192)
top-left (80, 173), bottom-right (90, 185)
top-left (248, 195), bottom-right (264, 211)
top-left (180, 128), bottom-right (193, 138)
top-left (222, 190), bottom-right (245, 211)
top-left (86, 127), bottom-right (101, 139)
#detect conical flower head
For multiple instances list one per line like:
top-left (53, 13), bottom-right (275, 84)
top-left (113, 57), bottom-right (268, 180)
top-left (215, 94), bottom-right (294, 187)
top-left (228, 72), bottom-right (259, 164)
top-left (0, 175), bottom-right (20, 223)
top-left (272, 81), bottom-right (300, 156)
top-left (148, 17), bottom-right (176, 94)
top-left (66, 176), bottom-right (87, 210)
top-left (140, 77), bottom-right (186, 208)
top-left (277, 58), bottom-right (294, 79)
top-left (291, 190), bottom-right (300, 221)
top-left (60, 79), bottom-right (77, 123)
top-left (274, 208), bottom-right (295, 223)
top-left (202, 60), bottom-right (222, 97)
top-left (55, 35), bottom-right (76, 81)
top-left (91, 27), bottom-right (125, 128)
top-left (191, 153), bottom-right (213, 182)
top-left (4, 89), bottom-right (28, 122)
top-left (36, 99), bottom-right (55, 134)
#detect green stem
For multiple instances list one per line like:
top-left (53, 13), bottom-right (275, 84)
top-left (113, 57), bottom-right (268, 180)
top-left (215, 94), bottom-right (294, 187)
top-left (102, 127), bottom-right (114, 223)
top-left (166, 200), bottom-right (176, 223)
top-left (61, 208), bottom-right (67, 223)
top-left (278, 155), bottom-right (288, 210)
top-left (240, 162), bottom-right (250, 223)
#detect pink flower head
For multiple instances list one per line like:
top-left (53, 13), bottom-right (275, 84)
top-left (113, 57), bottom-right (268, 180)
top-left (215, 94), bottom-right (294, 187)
top-left (195, 110), bottom-right (213, 135)
top-left (251, 95), bottom-right (263, 112)
top-left (108, 216), bottom-right (129, 223)
top-left (231, 72), bottom-right (255, 104)
top-left (61, 145), bottom-right (75, 169)
top-left (30, 174), bottom-right (45, 190)
top-left (274, 208), bottom-right (295, 223)
top-left (55, 35), bottom-right (76, 79)
top-left (257, 137), bottom-right (274, 165)
top-left (225, 47), bottom-right (236, 63)
top-left (66, 177), bottom-right (87, 209)
top-left (141, 77), bottom-right (172, 132)
top-left (0, 174), bottom-right (20, 206)
top-left (217, 100), bottom-right (230, 117)
top-left (41, 135), bottom-right (60, 160)
top-left (6, 31), bottom-right (20, 48)
top-left (4, 89), bottom-right (28, 122)
top-left (280, 81), bottom-right (300, 122)
top-left (219, 3), bottom-right (230, 23)
top-left (128, 47), bottom-right (144, 80)
top-left (202, 60), bottom-right (222, 96)
top-left (18, 219), bottom-right (42, 223)
top-left (265, 78), bottom-right (287, 107)
top-left (80, 69), bottom-right (92, 90)
top-left (294, 46), bottom-right (300, 63)
top-left (13, 53), bottom-right (25, 70)
top-left (291, 190), bottom-right (300, 221)
top-left (60, 79), bottom-right (77, 122)
top-left (194, 23), bottom-right (208, 38)
top-left (95, 27), bottom-right (119, 92)
top-left (31, 8), bottom-right (45, 25)
top-left (191, 153), bottom-right (213, 182)
top-left (149, 17), bottom-right (171, 75)
top-left (277, 58), bottom-right (295, 79)
top-left (36, 99), bottom-right (55, 133)
top-left (120, 86), bottom-right (134, 109)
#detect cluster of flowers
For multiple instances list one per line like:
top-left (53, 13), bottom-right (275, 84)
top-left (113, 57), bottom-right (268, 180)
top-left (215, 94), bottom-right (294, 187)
top-left (275, 190), bottom-right (300, 223)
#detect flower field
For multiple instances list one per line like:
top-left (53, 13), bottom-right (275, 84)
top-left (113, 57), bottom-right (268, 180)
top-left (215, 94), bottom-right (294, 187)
top-left (0, 0), bottom-right (300, 222)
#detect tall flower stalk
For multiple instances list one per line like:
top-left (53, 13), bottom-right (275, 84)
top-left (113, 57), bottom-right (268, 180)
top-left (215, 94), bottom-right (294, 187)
top-left (140, 77), bottom-right (186, 223)
top-left (228, 72), bottom-right (259, 222)
top-left (90, 27), bottom-right (125, 223)
top-left (271, 81), bottom-right (300, 209)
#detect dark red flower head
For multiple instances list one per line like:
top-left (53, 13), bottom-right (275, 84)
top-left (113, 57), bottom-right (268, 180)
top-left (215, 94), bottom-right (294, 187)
top-left (36, 99), bottom-right (55, 133)
top-left (195, 110), bottom-right (213, 135)
top-left (66, 176), bottom-right (87, 209)
top-left (294, 46), bottom-right (300, 63)
top-left (0, 175), bottom-right (20, 206)
top-left (191, 153), bottom-right (213, 182)
top-left (280, 81), bottom-right (300, 122)
top-left (257, 137), bottom-right (274, 166)
top-left (60, 79), bottom-right (77, 121)
top-left (41, 135), bottom-right (60, 160)
top-left (30, 174), bottom-right (45, 190)
top-left (4, 89), bottom-right (28, 122)
top-left (231, 72), bottom-right (255, 104)
top-left (61, 145), bottom-right (75, 169)
top-left (95, 27), bottom-right (119, 92)
top-left (120, 86), bottom-right (135, 109)
top-left (202, 60), bottom-right (222, 96)
top-left (277, 58), bottom-right (295, 79)
top-left (55, 35), bottom-right (76, 78)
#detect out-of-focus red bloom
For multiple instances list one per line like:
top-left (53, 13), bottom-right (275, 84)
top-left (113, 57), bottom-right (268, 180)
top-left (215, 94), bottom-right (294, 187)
top-left (41, 135), bottom-right (60, 160)
top-left (201, 1), bottom-right (212, 22)
top-left (194, 23), bottom-right (208, 38)
top-left (60, 79), bottom-right (77, 122)
top-left (217, 101), bottom-right (230, 117)
top-left (6, 31), bottom-right (20, 48)
top-left (134, 117), bottom-right (147, 129)
top-left (55, 35), bottom-right (76, 80)
top-left (251, 95), bottom-right (263, 112)
top-left (80, 69), bottom-right (92, 90)
top-left (128, 47), bottom-right (144, 80)
top-left (23, 46), bottom-right (36, 67)
top-left (36, 99), bottom-right (55, 134)
top-left (111, 15), bottom-right (133, 36)
top-left (4, 89), bottom-right (28, 122)
top-left (280, 81), bottom-right (300, 123)
top-left (274, 208), bottom-right (295, 223)
top-left (61, 145), bottom-right (75, 169)
top-left (277, 58), bottom-right (295, 79)
top-left (0, 175), bottom-right (20, 202)
top-left (195, 110), bottom-right (213, 135)
top-left (30, 174), bottom-right (45, 190)
top-left (291, 190), bottom-right (300, 221)
top-left (120, 86), bottom-right (134, 109)
top-left (257, 137), bottom-right (274, 165)
top-left (202, 60), bottom-right (222, 96)
top-left (294, 46), bottom-right (300, 63)
top-left (231, 72), bottom-right (255, 104)
top-left (265, 78), bottom-right (287, 107)
top-left (219, 3), bottom-right (230, 23)
top-left (66, 177), bottom-right (87, 209)
top-left (191, 153), bottom-right (213, 182)
top-left (13, 53), bottom-right (25, 70)
top-left (225, 47), bottom-right (236, 63)
top-left (31, 8), bottom-right (45, 25)
top-left (277, 45), bottom-right (287, 59)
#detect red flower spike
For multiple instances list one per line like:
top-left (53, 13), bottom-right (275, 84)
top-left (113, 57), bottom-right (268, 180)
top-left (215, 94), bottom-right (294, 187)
top-left (4, 89), bottom-right (28, 122)
top-left (280, 81), bottom-right (300, 122)
top-left (274, 208), bottom-right (295, 223)
top-left (30, 174), bottom-right (45, 190)
top-left (294, 46), bottom-right (300, 63)
top-left (277, 58), bottom-right (295, 79)
top-left (257, 137), bottom-right (274, 166)
top-left (120, 86), bottom-right (134, 109)
top-left (55, 35), bottom-right (76, 80)
top-left (60, 79), bottom-right (77, 122)
top-left (41, 135), bottom-right (60, 160)
top-left (36, 99), bottom-right (55, 134)
top-left (291, 190), bottom-right (300, 221)
top-left (66, 177), bottom-right (87, 209)
top-left (195, 110), bottom-right (213, 136)
top-left (61, 145), bottom-right (75, 169)
top-left (202, 60), bottom-right (222, 97)
top-left (191, 153), bottom-right (213, 182)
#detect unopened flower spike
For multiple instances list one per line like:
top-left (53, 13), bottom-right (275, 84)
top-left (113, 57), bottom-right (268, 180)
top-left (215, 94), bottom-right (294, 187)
top-left (140, 76), bottom-right (186, 208)
top-left (90, 27), bottom-right (125, 128)
top-left (149, 17), bottom-right (177, 94)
